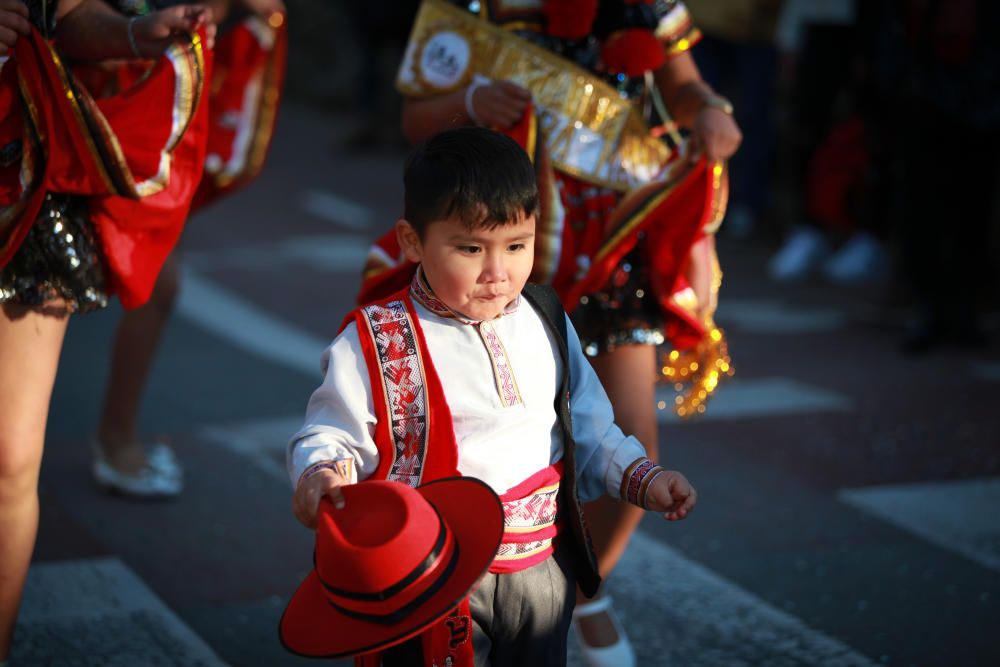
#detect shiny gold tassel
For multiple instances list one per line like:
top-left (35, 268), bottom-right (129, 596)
top-left (658, 326), bottom-right (734, 418)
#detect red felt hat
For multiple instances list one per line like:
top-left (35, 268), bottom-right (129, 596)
top-left (279, 477), bottom-right (503, 658)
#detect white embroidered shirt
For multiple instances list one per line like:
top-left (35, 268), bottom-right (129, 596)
top-left (287, 294), bottom-right (647, 502)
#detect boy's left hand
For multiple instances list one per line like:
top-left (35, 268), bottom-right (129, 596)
top-left (644, 470), bottom-right (697, 521)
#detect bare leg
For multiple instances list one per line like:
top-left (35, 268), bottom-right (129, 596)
top-left (96, 253), bottom-right (180, 474)
top-left (687, 235), bottom-right (718, 322)
top-left (575, 344), bottom-right (659, 648)
top-left (0, 302), bottom-right (70, 660)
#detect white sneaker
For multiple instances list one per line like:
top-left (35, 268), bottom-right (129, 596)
top-left (768, 226), bottom-right (831, 282)
top-left (92, 441), bottom-right (183, 499)
top-left (822, 231), bottom-right (885, 284)
top-left (572, 595), bottom-right (636, 667)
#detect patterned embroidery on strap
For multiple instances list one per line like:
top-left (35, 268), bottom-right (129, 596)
top-left (361, 300), bottom-right (428, 488)
top-left (478, 321), bottom-right (523, 408)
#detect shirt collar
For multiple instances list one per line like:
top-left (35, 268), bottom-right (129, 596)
top-left (409, 267), bottom-right (520, 325)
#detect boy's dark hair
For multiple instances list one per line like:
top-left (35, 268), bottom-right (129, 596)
top-left (403, 127), bottom-right (539, 236)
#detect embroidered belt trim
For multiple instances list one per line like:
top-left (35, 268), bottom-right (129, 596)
top-left (361, 299), bottom-right (429, 488)
top-left (490, 464), bottom-right (562, 573)
top-left (397, 0), bottom-right (674, 191)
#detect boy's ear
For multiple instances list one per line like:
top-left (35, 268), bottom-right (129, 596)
top-left (395, 219), bottom-right (423, 263)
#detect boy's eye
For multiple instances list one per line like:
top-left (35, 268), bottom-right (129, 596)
top-left (457, 245), bottom-right (481, 254)
top-left (508, 243), bottom-right (526, 252)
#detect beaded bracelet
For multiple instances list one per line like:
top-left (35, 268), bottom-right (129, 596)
top-left (621, 458), bottom-right (664, 508)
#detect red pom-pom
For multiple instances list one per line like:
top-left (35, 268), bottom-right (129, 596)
top-left (543, 0), bottom-right (598, 39)
top-left (600, 28), bottom-right (665, 77)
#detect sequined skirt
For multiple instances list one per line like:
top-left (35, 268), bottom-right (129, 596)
top-left (570, 240), bottom-right (665, 357)
top-left (0, 194), bottom-right (109, 313)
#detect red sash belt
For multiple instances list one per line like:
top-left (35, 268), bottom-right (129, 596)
top-left (490, 462), bottom-right (564, 574)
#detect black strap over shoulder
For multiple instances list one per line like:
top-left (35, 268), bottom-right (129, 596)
top-left (520, 282), bottom-right (602, 597)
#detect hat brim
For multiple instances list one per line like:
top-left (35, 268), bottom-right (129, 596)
top-left (279, 476), bottom-right (504, 658)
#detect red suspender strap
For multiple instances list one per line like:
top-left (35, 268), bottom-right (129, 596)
top-left (354, 291), bottom-right (459, 486)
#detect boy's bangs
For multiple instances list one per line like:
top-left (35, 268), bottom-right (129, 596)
top-left (403, 128), bottom-right (539, 235)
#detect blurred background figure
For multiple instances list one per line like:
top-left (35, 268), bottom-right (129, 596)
top-left (686, 0), bottom-right (782, 241)
top-left (767, 0), bottom-right (890, 286)
top-left (93, 0), bottom-right (288, 499)
top-left (877, 0), bottom-right (999, 352)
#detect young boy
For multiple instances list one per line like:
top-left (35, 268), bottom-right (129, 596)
top-left (287, 127), bottom-right (697, 666)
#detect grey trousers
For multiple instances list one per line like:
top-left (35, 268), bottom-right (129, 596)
top-left (381, 544), bottom-right (577, 666)
top-left (468, 543), bottom-right (577, 667)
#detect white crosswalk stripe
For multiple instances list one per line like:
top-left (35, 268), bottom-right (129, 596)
top-left (15, 558), bottom-right (227, 666)
top-left (717, 299), bottom-right (848, 335)
top-left (840, 477), bottom-right (1000, 572)
top-left (184, 234), bottom-right (372, 273)
top-left (658, 377), bottom-right (853, 423)
top-left (178, 267), bottom-right (327, 376)
top-left (299, 188), bottom-right (373, 230)
top-left (199, 415), bottom-right (302, 485)
top-left (590, 531), bottom-right (878, 666)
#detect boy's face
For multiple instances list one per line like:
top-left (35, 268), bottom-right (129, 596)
top-left (397, 213), bottom-right (535, 321)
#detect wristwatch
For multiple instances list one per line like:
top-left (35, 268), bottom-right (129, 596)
top-left (701, 93), bottom-right (734, 116)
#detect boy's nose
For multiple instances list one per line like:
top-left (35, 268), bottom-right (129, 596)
top-left (481, 254), bottom-right (509, 282)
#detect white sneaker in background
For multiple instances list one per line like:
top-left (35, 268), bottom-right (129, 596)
top-left (768, 226), bottom-right (832, 282)
top-left (822, 231), bottom-right (886, 284)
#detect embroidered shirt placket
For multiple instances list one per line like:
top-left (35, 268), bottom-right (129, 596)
top-left (409, 268), bottom-right (523, 408)
top-left (475, 320), bottom-right (523, 408)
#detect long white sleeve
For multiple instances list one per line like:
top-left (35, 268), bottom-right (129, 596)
top-left (287, 301), bottom-right (646, 500)
top-left (286, 323), bottom-right (380, 486)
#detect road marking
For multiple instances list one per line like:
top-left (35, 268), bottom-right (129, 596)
top-left (718, 298), bottom-right (847, 334)
top-left (15, 558), bottom-right (227, 666)
top-left (199, 415), bottom-right (303, 485)
top-left (300, 188), bottom-right (373, 230)
top-left (972, 362), bottom-right (1000, 382)
top-left (658, 377), bottom-right (853, 422)
top-left (178, 267), bottom-right (327, 376)
top-left (185, 234), bottom-right (371, 273)
top-left (580, 531), bottom-right (877, 666)
top-left (840, 477), bottom-right (1000, 572)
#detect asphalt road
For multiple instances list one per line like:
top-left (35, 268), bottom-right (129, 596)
top-left (16, 104), bottom-right (1000, 667)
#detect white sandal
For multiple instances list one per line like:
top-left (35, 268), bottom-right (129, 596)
top-left (572, 595), bottom-right (636, 667)
top-left (91, 439), bottom-right (183, 499)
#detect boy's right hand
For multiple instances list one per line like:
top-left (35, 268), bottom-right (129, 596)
top-left (0, 0), bottom-right (31, 52)
top-left (292, 461), bottom-right (353, 529)
top-left (469, 80), bottom-right (531, 129)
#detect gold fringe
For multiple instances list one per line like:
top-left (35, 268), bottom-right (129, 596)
top-left (658, 326), bottom-right (734, 418)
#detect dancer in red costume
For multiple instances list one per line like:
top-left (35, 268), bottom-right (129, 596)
top-left (0, 1), bottom-right (212, 660)
top-left (90, 0), bottom-right (287, 499)
top-left (357, 1), bottom-right (741, 664)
